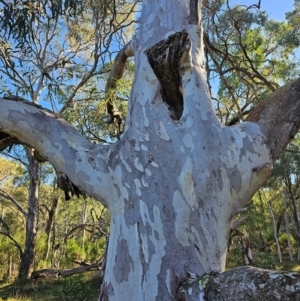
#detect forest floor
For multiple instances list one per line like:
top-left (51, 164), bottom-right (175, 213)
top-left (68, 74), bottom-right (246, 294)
top-left (0, 262), bottom-right (300, 300)
top-left (277, 260), bottom-right (300, 272)
top-left (0, 271), bottom-right (101, 301)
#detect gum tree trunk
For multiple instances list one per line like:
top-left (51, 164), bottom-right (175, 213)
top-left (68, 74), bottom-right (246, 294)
top-left (98, 2), bottom-right (274, 300)
top-left (0, 0), bottom-right (300, 300)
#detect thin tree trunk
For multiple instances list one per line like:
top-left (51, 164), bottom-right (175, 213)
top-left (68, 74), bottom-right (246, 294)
top-left (268, 203), bottom-right (282, 263)
top-left (18, 149), bottom-right (39, 279)
top-left (8, 255), bottom-right (12, 278)
top-left (82, 200), bottom-right (87, 249)
top-left (285, 174), bottom-right (300, 260)
top-left (284, 192), bottom-right (294, 261)
top-left (44, 197), bottom-right (59, 261)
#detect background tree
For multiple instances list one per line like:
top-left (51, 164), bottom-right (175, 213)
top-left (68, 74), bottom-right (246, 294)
top-left (0, 156), bottom-right (109, 280)
top-left (0, 0), bottom-right (136, 280)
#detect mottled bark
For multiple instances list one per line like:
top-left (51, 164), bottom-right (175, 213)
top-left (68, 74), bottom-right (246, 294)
top-left (205, 266), bottom-right (300, 301)
top-left (18, 149), bottom-right (39, 279)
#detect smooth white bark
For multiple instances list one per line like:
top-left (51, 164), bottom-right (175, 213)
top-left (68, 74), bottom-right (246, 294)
top-left (0, 100), bottom-right (118, 208)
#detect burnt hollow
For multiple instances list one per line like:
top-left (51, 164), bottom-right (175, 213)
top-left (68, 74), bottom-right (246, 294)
top-left (147, 31), bottom-right (189, 120)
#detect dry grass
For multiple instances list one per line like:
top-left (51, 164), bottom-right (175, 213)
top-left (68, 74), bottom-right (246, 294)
top-left (0, 272), bottom-right (101, 301)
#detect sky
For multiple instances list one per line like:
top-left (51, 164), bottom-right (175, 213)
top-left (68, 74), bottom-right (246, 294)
top-left (3, 0), bottom-right (298, 111)
top-left (231, 0), bottom-right (295, 20)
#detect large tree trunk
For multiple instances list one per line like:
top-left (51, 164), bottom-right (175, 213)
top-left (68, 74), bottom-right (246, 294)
top-left (18, 149), bottom-right (39, 279)
top-left (99, 1), bottom-right (273, 300)
top-left (0, 0), bottom-right (300, 300)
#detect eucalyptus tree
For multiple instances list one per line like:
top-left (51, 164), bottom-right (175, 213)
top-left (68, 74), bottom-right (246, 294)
top-left (0, 0), bottom-right (138, 279)
top-left (203, 1), bottom-right (300, 125)
top-left (1, 1), bottom-right (300, 300)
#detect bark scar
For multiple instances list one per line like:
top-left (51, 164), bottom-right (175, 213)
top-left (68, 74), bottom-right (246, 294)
top-left (146, 31), bottom-right (191, 120)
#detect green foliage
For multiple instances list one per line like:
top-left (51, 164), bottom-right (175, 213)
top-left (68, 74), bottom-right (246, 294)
top-left (279, 233), bottom-right (296, 254)
top-left (65, 239), bottom-right (86, 264)
top-left (0, 0), bottom-right (84, 45)
top-left (227, 241), bottom-right (278, 270)
top-left (63, 59), bottom-right (134, 144)
top-left (253, 252), bottom-right (278, 269)
top-left (226, 245), bottom-right (244, 269)
top-left (59, 275), bottom-right (94, 301)
top-left (84, 237), bottom-right (106, 262)
top-left (0, 155), bottom-right (109, 280)
top-left (204, 2), bottom-right (300, 124)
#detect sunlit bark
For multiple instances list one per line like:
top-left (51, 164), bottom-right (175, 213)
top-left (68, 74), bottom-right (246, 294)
top-left (1, 0), bottom-right (300, 300)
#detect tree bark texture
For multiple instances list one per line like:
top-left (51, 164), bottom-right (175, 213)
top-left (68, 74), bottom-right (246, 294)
top-left (0, 0), bottom-right (300, 300)
top-left (205, 266), bottom-right (300, 301)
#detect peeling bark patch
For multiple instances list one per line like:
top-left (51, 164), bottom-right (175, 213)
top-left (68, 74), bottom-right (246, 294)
top-left (134, 178), bottom-right (142, 196)
top-left (145, 168), bottom-right (152, 176)
top-left (147, 31), bottom-right (190, 120)
top-left (120, 151), bottom-right (132, 173)
top-left (178, 157), bottom-right (197, 209)
top-left (88, 156), bottom-right (96, 169)
top-left (133, 157), bottom-right (144, 172)
top-left (99, 281), bottom-right (114, 301)
top-left (114, 239), bottom-right (134, 284)
top-left (137, 221), bottom-right (157, 286)
top-left (113, 183), bottom-right (121, 198)
top-left (212, 168), bottom-right (223, 191)
top-left (173, 190), bottom-right (190, 246)
top-left (154, 121), bottom-right (171, 141)
top-left (226, 167), bottom-right (241, 192)
top-left (189, 0), bottom-right (199, 24)
top-left (183, 133), bottom-right (194, 150)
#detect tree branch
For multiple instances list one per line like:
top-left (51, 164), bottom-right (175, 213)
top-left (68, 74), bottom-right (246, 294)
top-left (0, 190), bottom-right (27, 217)
top-left (0, 98), bottom-right (116, 207)
top-left (0, 217), bottom-right (23, 258)
top-left (246, 78), bottom-right (300, 160)
top-left (104, 40), bottom-right (134, 127)
top-left (31, 262), bottom-right (101, 280)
